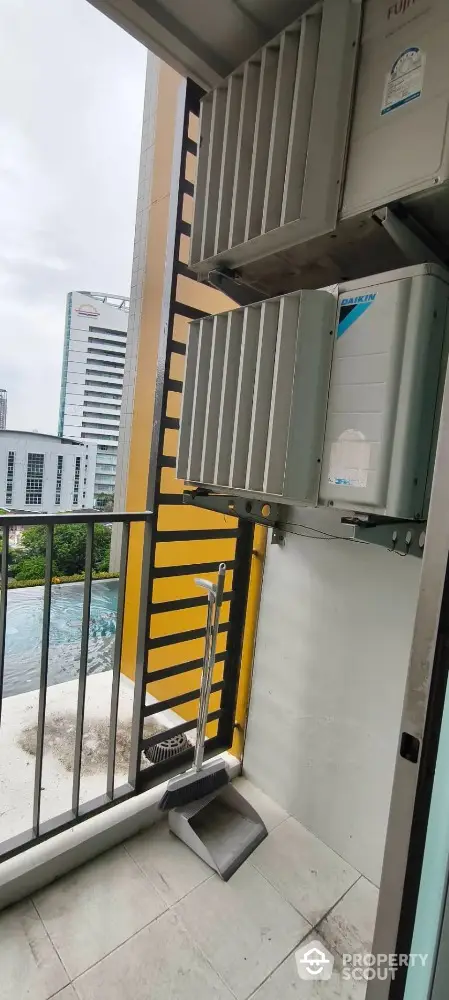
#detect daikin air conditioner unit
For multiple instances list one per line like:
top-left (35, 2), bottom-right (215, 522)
top-left (178, 264), bottom-right (449, 520)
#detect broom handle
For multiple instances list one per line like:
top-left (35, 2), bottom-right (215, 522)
top-left (194, 563), bottom-right (226, 771)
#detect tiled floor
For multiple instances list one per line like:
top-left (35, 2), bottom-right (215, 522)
top-left (0, 777), bottom-right (379, 999)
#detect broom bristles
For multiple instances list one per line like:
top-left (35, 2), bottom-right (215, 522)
top-left (159, 763), bottom-right (229, 811)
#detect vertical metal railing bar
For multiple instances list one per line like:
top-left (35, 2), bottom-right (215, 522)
top-left (0, 525), bottom-right (9, 727)
top-left (217, 518), bottom-right (255, 748)
top-left (0, 511), bottom-right (149, 862)
top-left (128, 517), bottom-right (156, 789)
top-left (32, 524), bottom-right (54, 835)
top-left (129, 80), bottom-right (200, 789)
top-left (72, 521), bottom-right (94, 815)
top-left (106, 520), bottom-right (130, 800)
top-left (131, 78), bottom-right (256, 788)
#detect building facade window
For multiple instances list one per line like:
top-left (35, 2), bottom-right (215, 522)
top-left (73, 455), bottom-right (81, 505)
top-left (84, 389), bottom-right (121, 399)
top-left (86, 346), bottom-right (125, 358)
top-left (83, 404), bottom-right (120, 413)
top-left (26, 453), bottom-right (44, 505)
top-left (85, 356), bottom-right (124, 369)
top-left (88, 336), bottom-right (126, 350)
top-left (89, 326), bottom-right (126, 341)
top-left (81, 432), bottom-right (118, 441)
top-left (81, 421), bottom-right (119, 430)
top-left (55, 455), bottom-right (63, 505)
top-left (5, 450), bottom-right (15, 505)
top-left (83, 400), bottom-right (121, 410)
top-left (85, 381), bottom-right (122, 393)
top-left (86, 369), bottom-right (122, 379)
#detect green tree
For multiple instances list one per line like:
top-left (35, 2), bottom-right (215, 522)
top-left (13, 523), bottom-right (111, 579)
top-left (95, 493), bottom-right (114, 512)
top-left (14, 555), bottom-right (46, 581)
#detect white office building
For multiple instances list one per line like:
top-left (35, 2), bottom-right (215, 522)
top-left (58, 290), bottom-right (129, 502)
top-left (0, 431), bottom-right (96, 512)
top-left (0, 390), bottom-right (7, 430)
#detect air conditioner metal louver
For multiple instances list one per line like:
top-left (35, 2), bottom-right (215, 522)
top-left (177, 290), bottom-right (336, 506)
top-left (190, 0), bottom-right (361, 278)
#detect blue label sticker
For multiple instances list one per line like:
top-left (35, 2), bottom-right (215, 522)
top-left (337, 293), bottom-right (376, 338)
top-left (381, 46), bottom-right (425, 116)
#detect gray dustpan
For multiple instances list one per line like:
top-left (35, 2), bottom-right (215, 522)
top-left (168, 779), bottom-right (267, 880)
top-left (164, 564), bottom-right (267, 877)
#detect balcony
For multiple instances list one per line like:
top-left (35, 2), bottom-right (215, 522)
top-left (0, 776), bottom-right (377, 1000)
top-left (0, 58), bottom-right (417, 1000)
top-left (0, 507), bottom-right (246, 857)
top-left (0, 509), bottom-right (379, 999)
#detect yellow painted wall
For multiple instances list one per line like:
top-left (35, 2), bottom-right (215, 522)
top-left (121, 63), bottom-right (266, 753)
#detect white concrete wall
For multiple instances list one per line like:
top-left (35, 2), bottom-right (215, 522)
top-left (243, 531), bottom-right (422, 885)
top-left (0, 432), bottom-right (96, 511)
top-left (114, 54), bottom-right (158, 514)
top-left (111, 54), bottom-right (159, 570)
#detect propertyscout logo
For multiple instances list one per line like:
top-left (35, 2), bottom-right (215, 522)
top-left (295, 941), bottom-right (334, 980)
top-left (295, 941), bottom-right (428, 983)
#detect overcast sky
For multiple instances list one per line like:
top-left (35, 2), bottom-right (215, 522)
top-left (0, 0), bottom-right (147, 433)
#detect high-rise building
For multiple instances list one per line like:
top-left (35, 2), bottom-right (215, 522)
top-left (0, 390), bottom-right (7, 430)
top-left (0, 430), bottom-right (96, 512)
top-left (58, 291), bottom-right (129, 502)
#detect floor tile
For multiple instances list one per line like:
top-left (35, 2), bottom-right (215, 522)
top-left (251, 818), bottom-right (359, 925)
top-left (125, 819), bottom-right (211, 904)
top-left (317, 878), bottom-right (379, 959)
top-left (0, 899), bottom-right (69, 1000)
top-left (233, 776), bottom-right (289, 832)
top-left (52, 988), bottom-right (78, 999)
top-left (74, 910), bottom-right (234, 1000)
top-left (174, 862), bottom-right (310, 1000)
top-left (251, 936), bottom-right (367, 999)
top-left (33, 845), bottom-right (167, 979)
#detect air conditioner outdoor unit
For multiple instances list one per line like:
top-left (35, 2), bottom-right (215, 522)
top-left (177, 290), bottom-right (335, 507)
top-left (190, 0), bottom-right (449, 295)
top-left (190, 0), bottom-right (361, 280)
top-left (341, 0), bottom-right (449, 246)
top-left (177, 264), bottom-right (449, 520)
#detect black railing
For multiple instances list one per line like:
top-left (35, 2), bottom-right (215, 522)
top-left (0, 510), bottom-right (151, 862)
top-left (0, 77), bottom-right (256, 866)
top-left (0, 507), bottom-right (253, 864)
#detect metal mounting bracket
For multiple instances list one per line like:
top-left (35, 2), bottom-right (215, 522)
top-left (372, 206), bottom-right (447, 268)
top-left (271, 528), bottom-right (286, 547)
top-left (183, 489), bottom-right (281, 527)
top-left (342, 515), bottom-right (426, 558)
top-left (207, 267), bottom-right (268, 307)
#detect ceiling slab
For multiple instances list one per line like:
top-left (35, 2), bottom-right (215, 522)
top-left (88, 0), bottom-right (315, 88)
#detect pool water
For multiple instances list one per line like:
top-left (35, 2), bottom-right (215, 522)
top-left (4, 579), bottom-right (119, 697)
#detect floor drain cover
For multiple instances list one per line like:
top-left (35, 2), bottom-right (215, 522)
top-left (144, 731), bottom-right (190, 764)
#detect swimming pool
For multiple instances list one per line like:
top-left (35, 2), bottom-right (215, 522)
top-left (4, 579), bottom-right (119, 697)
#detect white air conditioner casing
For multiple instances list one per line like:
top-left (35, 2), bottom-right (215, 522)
top-left (189, 0), bottom-right (361, 278)
top-left (342, 0), bottom-right (449, 244)
top-left (178, 265), bottom-right (449, 519)
top-left (189, 0), bottom-right (449, 294)
top-left (177, 291), bottom-right (336, 506)
top-left (320, 264), bottom-right (449, 518)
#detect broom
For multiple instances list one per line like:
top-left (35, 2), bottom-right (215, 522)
top-left (159, 563), bottom-right (230, 810)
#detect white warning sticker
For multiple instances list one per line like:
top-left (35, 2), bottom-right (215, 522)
top-left (328, 430), bottom-right (370, 489)
top-left (381, 46), bottom-right (425, 116)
